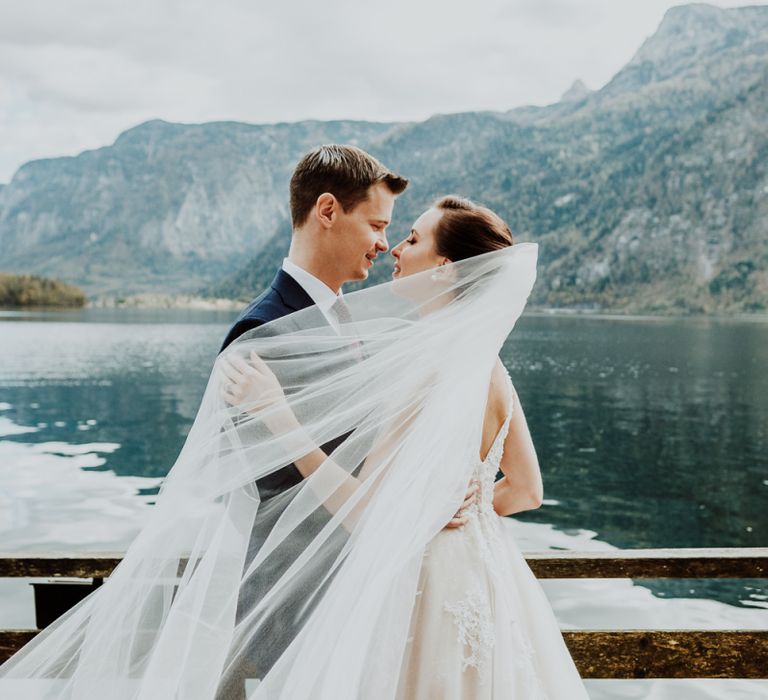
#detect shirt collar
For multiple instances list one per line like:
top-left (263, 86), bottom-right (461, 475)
top-left (281, 258), bottom-right (343, 312)
top-left (280, 259), bottom-right (344, 335)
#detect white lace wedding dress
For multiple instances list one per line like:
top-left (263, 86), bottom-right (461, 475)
top-left (395, 372), bottom-right (590, 699)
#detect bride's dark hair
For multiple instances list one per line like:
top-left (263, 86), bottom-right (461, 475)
top-left (433, 195), bottom-right (514, 262)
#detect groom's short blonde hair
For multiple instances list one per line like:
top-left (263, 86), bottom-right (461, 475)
top-left (290, 145), bottom-right (408, 228)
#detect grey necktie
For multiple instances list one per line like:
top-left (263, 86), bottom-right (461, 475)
top-left (330, 297), bottom-right (365, 362)
top-left (330, 296), bottom-right (353, 325)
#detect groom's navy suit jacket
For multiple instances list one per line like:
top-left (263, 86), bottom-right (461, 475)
top-left (219, 268), bottom-right (315, 355)
top-left (219, 269), bottom-right (347, 501)
top-left (216, 269), bottom-right (361, 696)
top-left (216, 269), bottom-right (326, 696)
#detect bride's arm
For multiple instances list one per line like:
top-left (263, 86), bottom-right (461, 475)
top-left (220, 351), bottom-right (477, 528)
top-left (492, 376), bottom-right (544, 516)
top-left (219, 352), bottom-right (452, 528)
top-left (219, 351), bottom-right (406, 480)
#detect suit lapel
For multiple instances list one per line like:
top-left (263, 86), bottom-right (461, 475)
top-left (270, 269), bottom-right (366, 366)
top-left (270, 269), bottom-right (316, 313)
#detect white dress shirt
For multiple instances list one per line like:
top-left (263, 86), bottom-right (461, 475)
top-left (281, 258), bottom-right (343, 333)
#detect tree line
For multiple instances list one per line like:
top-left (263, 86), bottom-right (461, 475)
top-left (0, 274), bottom-right (86, 307)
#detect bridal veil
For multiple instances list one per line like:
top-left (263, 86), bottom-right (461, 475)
top-left (0, 242), bottom-right (538, 699)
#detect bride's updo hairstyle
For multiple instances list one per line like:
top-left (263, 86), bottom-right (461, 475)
top-left (432, 195), bottom-right (514, 262)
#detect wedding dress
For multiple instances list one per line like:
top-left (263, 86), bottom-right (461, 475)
top-left (0, 242), bottom-right (589, 699)
top-left (396, 369), bottom-right (589, 699)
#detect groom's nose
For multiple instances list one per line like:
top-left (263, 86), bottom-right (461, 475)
top-left (376, 232), bottom-right (389, 253)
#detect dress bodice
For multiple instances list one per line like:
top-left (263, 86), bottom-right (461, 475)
top-left (469, 369), bottom-right (514, 519)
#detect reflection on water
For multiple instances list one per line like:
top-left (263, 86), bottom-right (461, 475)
top-left (0, 309), bottom-right (766, 613)
top-left (1, 310), bottom-right (226, 479)
top-left (0, 438), bottom-right (158, 551)
top-left (505, 314), bottom-right (767, 552)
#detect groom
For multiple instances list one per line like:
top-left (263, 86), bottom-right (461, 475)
top-left (219, 144), bottom-right (407, 500)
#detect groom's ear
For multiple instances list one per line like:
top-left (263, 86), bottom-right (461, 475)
top-left (315, 193), bottom-right (337, 229)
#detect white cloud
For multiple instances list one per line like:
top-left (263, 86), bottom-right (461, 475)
top-left (0, 0), bottom-right (765, 182)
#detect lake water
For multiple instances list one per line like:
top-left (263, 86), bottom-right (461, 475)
top-left (1, 308), bottom-right (767, 699)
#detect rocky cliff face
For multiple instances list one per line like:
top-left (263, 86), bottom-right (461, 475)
top-left (355, 2), bottom-right (768, 312)
top-left (0, 120), bottom-right (397, 294)
top-left (2, 3), bottom-right (767, 312)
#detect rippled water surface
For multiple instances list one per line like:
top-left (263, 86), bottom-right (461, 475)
top-left (0, 310), bottom-right (766, 585)
top-left (2, 308), bottom-right (766, 698)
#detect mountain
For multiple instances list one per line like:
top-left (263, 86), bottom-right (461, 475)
top-left (560, 80), bottom-right (592, 102)
top-left (0, 120), bottom-right (399, 294)
top-left (2, 3), bottom-right (768, 313)
top-left (215, 3), bottom-right (768, 313)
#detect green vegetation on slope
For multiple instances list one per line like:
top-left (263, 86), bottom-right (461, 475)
top-left (0, 273), bottom-right (86, 307)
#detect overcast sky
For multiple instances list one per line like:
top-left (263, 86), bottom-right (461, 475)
top-left (0, 0), bottom-right (765, 182)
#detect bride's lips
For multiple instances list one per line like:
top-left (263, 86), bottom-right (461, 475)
top-left (393, 264), bottom-right (401, 276)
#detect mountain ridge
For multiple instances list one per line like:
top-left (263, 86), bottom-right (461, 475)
top-left (2, 3), bottom-right (767, 313)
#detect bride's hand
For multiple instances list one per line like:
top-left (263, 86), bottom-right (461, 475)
top-left (220, 351), bottom-right (288, 417)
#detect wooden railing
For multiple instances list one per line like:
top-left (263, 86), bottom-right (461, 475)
top-left (1, 548), bottom-right (766, 678)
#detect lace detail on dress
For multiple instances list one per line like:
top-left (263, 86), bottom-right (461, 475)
top-left (397, 371), bottom-right (571, 698)
top-left (476, 368), bottom-right (514, 499)
top-left (442, 370), bottom-right (512, 678)
top-left (443, 585), bottom-right (495, 674)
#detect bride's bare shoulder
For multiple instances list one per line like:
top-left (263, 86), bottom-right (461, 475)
top-left (489, 357), bottom-right (512, 407)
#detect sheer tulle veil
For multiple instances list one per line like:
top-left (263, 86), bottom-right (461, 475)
top-left (0, 241), bottom-right (538, 699)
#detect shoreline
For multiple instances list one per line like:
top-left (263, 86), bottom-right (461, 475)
top-left (90, 297), bottom-right (768, 322)
top-left (87, 293), bottom-right (243, 311)
top-left (525, 306), bottom-right (768, 323)
top-left (2, 297), bottom-right (767, 323)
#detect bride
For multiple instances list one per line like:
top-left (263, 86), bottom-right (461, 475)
top-left (389, 198), bottom-right (586, 698)
top-left (0, 197), bottom-right (588, 699)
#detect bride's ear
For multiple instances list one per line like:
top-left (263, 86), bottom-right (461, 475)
top-left (430, 258), bottom-right (455, 282)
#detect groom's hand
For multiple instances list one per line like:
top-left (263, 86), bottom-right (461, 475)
top-left (444, 480), bottom-right (480, 529)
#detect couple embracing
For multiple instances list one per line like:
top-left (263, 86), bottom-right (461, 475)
top-left (0, 145), bottom-right (589, 699)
